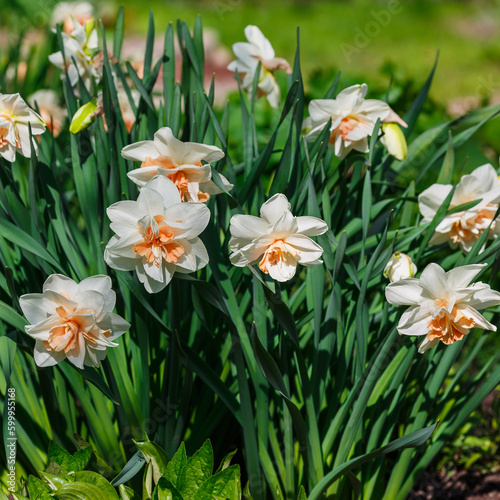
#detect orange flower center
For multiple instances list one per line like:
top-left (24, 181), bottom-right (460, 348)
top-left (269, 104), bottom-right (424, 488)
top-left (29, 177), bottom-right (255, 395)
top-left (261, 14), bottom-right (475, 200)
top-left (258, 240), bottom-right (297, 273)
top-left (140, 156), bottom-right (208, 202)
top-left (449, 207), bottom-right (497, 248)
top-left (133, 214), bottom-right (185, 267)
top-left (426, 304), bottom-right (475, 345)
top-left (45, 305), bottom-right (110, 353)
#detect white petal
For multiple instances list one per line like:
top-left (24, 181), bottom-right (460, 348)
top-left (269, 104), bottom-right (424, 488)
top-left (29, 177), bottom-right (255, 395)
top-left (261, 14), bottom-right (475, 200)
top-left (142, 175), bottom-right (182, 208)
top-left (42, 274), bottom-right (79, 297)
top-left (127, 166), bottom-right (159, 187)
top-left (164, 202), bottom-right (210, 239)
top-left (457, 304), bottom-right (496, 331)
top-left (244, 25), bottom-right (275, 60)
top-left (19, 294), bottom-right (48, 324)
top-left (418, 184), bottom-right (453, 219)
top-left (464, 283), bottom-right (500, 310)
top-left (285, 234), bottom-right (324, 263)
top-left (34, 340), bottom-right (66, 367)
top-left (385, 279), bottom-right (424, 306)
top-left (295, 216), bottom-right (328, 236)
top-left (229, 214), bottom-right (271, 241)
top-left (444, 264), bottom-right (486, 290)
top-left (397, 305), bottom-right (430, 336)
top-left (418, 337), bottom-right (440, 354)
top-left (260, 193), bottom-right (292, 224)
top-left (419, 263), bottom-right (449, 300)
top-left (121, 139), bottom-right (158, 162)
top-left (267, 255), bottom-right (298, 282)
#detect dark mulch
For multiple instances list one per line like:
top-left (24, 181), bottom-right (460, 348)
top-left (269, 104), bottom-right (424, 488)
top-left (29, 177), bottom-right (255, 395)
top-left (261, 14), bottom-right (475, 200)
top-left (408, 469), bottom-right (500, 500)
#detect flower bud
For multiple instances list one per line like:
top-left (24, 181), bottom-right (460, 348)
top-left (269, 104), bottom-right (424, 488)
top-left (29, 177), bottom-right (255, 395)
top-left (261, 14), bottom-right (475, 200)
top-left (384, 252), bottom-right (417, 282)
top-left (69, 99), bottom-right (98, 134)
top-left (381, 123), bottom-right (407, 161)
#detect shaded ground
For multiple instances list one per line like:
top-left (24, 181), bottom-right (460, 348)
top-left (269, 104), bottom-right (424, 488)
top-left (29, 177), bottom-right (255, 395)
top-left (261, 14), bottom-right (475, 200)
top-left (409, 469), bottom-right (500, 500)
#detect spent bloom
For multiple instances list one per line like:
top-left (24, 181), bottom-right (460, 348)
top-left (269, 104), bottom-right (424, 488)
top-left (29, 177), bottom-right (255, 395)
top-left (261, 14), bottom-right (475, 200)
top-left (104, 176), bottom-right (210, 293)
top-left (419, 164), bottom-right (500, 254)
top-left (121, 127), bottom-right (232, 203)
top-left (28, 90), bottom-right (67, 138)
top-left (229, 194), bottom-right (328, 282)
top-left (20, 274), bottom-right (130, 369)
top-left (49, 17), bottom-right (101, 90)
top-left (302, 83), bottom-right (407, 160)
top-left (386, 263), bottom-right (500, 353)
top-left (0, 93), bottom-right (46, 162)
top-left (384, 252), bottom-right (417, 282)
top-left (227, 25), bottom-right (291, 109)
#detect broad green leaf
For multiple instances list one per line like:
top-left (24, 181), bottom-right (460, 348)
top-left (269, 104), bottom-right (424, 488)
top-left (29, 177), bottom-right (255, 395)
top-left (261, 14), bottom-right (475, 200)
top-left (164, 441), bottom-right (188, 488)
top-left (177, 440), bottom-right (213, 498)
top-left (193, 465), bottom-right (241, 500)
top-left (47, 442), bottom-right (92, 474)
top-left (27, 476), bottom-right (52, 500)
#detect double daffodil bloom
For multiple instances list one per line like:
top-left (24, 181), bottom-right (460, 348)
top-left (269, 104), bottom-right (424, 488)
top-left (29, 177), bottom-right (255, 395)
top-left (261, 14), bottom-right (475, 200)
top-left (122, 127), bottom-right (232, 203)
top-left (386, 263), bottom-right (500, 353)
top-left (303, 84), bottom-right (407, 160)
top-left (227, 25), bottom-right (291, 109)
top-left (419, 164), bottom-right (500, 253)
top-left (0, 93), bottom-right (46, 162)
top-left (229, 194), bottom-right (328, 282)
top-left (104, 176), bottom-right (210, 293)
top-left (49, 17), bottom-right (101, 90)
top-left (20, 274), bottom-right (130, 369)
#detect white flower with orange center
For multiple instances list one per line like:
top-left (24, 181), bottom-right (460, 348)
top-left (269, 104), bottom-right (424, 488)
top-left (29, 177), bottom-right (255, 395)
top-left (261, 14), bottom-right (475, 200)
top-left (19, 274), bottom-right (130, 369)
top-left (49, 17), bottom-right (101, 90)
top-left (121, 127), bottom-right (232, 203)
top-left (0, 93), bottom-right (46, 162)
top-left (302, 84), bottom-right (407, 160)
top-left (229, 194), bottom-right (328, 282)
top-left (104, 176), bottom-right (210, 293)
top-left (227, 25), bottom-right (291, 109)
top-left (419, 164), bottom-right (500, 254)
top-left (385, 262), bottom-right (500, 353)
top-left (28, 90), bottom-right (67, 138)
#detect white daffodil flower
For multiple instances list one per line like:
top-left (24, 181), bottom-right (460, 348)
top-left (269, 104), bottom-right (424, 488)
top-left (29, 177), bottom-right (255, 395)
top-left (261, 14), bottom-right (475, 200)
top-left (229, 194), bottom-right (328, 282)
top-left (49, 17), bottom-right (101, 90)
top-left (227, 25), bottom-right (291, 109)
top-left (121, 127), bottom-right (232, 203)
top-left (104, 176), bottom-right (210, 293)
top-left (20, 274), bottom-right (130, 369)
top-left (0, 93), bottom-right (46, 162)
top-left (383, 252), bottom-right (417, 282)
top-left (419, 164), bottom-right (500, 254)
top-left (386, 262), bottom-right (500, 353)
top-left (28, 89), bottom-right (67, 138)
top-left (302, 84), bottom-right (407, 160)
